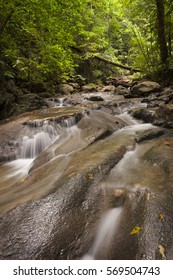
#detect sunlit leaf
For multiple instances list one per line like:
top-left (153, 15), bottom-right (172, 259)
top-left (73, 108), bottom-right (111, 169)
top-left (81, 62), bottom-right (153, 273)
top-left (85, 173), bottom-right (94, 180)
top-left (158, 213), bottom-right (164, 220)
top-left (130, 226), bottom-right (141, 235)
top-left (21, 178), bottom-right (27, 183)
top-left (158, 245), bottom-right (166, 259)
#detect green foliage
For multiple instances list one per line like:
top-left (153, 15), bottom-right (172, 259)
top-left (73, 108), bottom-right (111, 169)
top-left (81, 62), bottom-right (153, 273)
top-left (0, 0), bottom-right (172, 85)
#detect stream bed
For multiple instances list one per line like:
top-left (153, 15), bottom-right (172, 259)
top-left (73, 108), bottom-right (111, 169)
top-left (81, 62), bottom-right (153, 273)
top-left (0, 92), bottom-right (173, 260)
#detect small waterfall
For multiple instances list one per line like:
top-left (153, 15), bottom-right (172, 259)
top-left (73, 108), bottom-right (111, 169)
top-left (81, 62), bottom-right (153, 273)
top-left (19, 120), bottom-right (60, 159)
top-left (59, 98), bottom-right (65, 107)
top-left (118, 100), bottom-right (147, 114)
top-left (82, 207), bottom-right (122, 260)
top-left (20, 132), bottom-right (54, 158)
top-left (60, 116), bottom-right (79, 127)
top-left (118, 112), bottom-right (139, 125)
top-left (19, 115), bottom-right (81, 159)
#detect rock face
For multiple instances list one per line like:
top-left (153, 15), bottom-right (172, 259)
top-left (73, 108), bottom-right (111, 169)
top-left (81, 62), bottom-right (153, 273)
top-left (0, 130), bottom-right (126, 259)
top-left (131, 81), bottom-right (161, 97)
top-left (1, 79), bottom-right (173, 260)
top-left (153, 104), bottom-right (173, 128)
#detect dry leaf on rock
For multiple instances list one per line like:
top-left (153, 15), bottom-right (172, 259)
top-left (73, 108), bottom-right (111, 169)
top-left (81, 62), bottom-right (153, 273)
top-left (85, 173), bottom-right (94, 180)
top-left (158, 213), bottom-right (164, 220)
top-left (158, 245), bottom-right (166, 259)
top-left (21, 178), bottom-right (27, 183)
top-left (130, 226), bottom-right (141, 235)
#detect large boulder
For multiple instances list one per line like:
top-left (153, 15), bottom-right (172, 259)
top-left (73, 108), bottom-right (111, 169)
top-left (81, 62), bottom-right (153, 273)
top-left (114, 85), bottom-right (130, 96)
top-left (153, 104), bottom-right (173, 128)
top-left (81, 84), bottom-right (98, 93)
top-left (102, 85), bottom-right (116, 92)
top-left (131, 81), bottom-right (161, 97)
top-left (129, 108), bottom-right (154, 123)
top-left (57, 83), bottom-right (74, 95)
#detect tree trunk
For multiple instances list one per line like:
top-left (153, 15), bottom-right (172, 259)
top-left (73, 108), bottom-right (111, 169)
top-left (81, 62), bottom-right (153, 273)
top-left (155, 0), bottom-right (169, 64)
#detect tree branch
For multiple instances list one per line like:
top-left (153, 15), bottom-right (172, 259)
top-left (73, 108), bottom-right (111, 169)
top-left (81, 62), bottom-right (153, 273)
top-left (93, 55), bottom-right (141, 73)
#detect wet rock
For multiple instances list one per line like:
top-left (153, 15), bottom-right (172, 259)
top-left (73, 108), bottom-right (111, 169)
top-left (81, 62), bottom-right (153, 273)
top-left (153, 104), bottom-right (173, 128)
top-left (81, 84), bottom-right (98, 93)
top-left (160, 88), bottom-right (173, 104)
top-left (147, 101), bottom-right (160, 108)
top-left (114, 85), bottom-right (130, 95)
top-left (57, 84), bottom-right (74, 95)
top-left (69, 83), bottom-right (80, 90)
top-left (102, 85), bottom-right (116, 92)
top-left (129, 108), bottom-right (154, 123)
top-left (109, 189), bottom-right (173, 260)
top-left (131, 81), bottom-right (161, 97)
top-left (0, 107), bottom-right (86, 162)
top-left (30, 110), bottom-right (126, 171)
top-left (106, 76), bottom-right (132, 88)
top-left (135, 129), bottom-right (165, 143)
top-left (0, 140), bottom-right (126, 259)
top-left (84, 96), bottom-right (104, 102)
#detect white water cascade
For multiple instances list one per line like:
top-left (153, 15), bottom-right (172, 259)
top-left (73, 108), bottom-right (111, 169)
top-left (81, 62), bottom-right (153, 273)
top-left (19, 115), bottom-right (79, 159)
top-left (0, 115), bottom-right (82, 190)
top-left (82, 207), bottom-right (122, 260)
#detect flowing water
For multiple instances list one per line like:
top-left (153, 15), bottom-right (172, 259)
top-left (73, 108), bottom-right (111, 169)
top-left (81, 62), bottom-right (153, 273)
top-left (82, 207), bottom-right (122, 259)
top-left (0, 93), bottom-right (169, 259)
top-left (0, 114), bottom-right (83, 190)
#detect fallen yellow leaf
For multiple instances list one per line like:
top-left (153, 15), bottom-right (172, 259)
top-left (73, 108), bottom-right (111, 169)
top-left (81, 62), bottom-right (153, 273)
top-left (130, 226), bottom-right (141, 235)
top-left (158, 245), bottom-right (166, 259)
top-left (85, 173), bottom-right (94, 180)
top-left (21, 178), bottom-right (27, 183)
top-left (159, 213), bottom-right (164, 220)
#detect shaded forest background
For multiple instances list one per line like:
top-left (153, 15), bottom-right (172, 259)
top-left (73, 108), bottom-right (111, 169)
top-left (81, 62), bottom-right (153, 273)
top-left (0, 0), bottom-right (173, 87)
